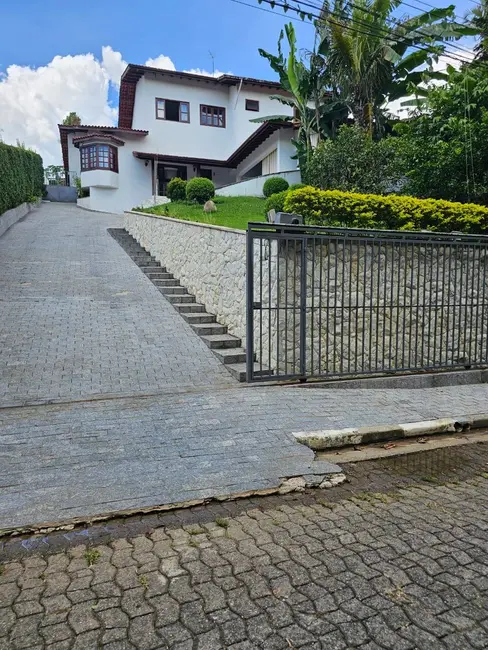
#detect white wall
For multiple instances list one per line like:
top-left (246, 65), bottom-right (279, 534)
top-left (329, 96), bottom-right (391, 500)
top-left (216, 170), bottom-right (302, 197)
top-left (131, 75), bottom-right (293, 161)
top-left (81, 169), bottom-right (118, 188)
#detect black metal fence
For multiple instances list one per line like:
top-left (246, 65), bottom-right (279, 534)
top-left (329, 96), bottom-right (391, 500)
top-left (246, 222), bottom-right (488, 382)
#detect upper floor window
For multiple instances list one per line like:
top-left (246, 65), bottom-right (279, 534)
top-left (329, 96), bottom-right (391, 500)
top-left (245, 99), bottom-right (259, 112)
top-left (80, 144), bottom-right (118, 172)
top-left (156, 98), bottom-right (190, 123)
top-left (200, 104), bottom-right (226, 128)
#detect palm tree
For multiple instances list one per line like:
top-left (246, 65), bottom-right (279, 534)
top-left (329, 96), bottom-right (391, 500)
top-left (253, 23), bottom-right (348, 170)
top-left (318, 0), bottom-right (477, 135)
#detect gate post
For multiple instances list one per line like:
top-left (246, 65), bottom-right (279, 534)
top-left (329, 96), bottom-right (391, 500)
top-left (299, 238), bottom-right (307, 378)
top-left (246, 227), bottom-right (254, 382)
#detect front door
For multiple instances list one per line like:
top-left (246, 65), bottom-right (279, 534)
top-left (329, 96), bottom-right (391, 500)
top-left (157, 165), bottom-right (187, 196)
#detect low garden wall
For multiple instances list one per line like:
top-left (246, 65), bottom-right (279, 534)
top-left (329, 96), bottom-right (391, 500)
top-left (125, 211), bottom-right (249, 345)
top-left (0, 201), bottom-right (39, 238)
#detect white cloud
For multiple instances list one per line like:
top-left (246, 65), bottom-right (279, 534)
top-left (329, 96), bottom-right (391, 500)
top-left (102, 46), bottom-right (127, 87)
top-left (145, 55), bottom-right (176, 70)
top-left (183, 68), bottom-right (229, 77)
top-left (0, 47), bottom-right (232, 166)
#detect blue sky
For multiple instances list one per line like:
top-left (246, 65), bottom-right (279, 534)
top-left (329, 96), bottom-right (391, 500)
top-left (1, 0), bottom-right (475, 77)
top-left (0, 0), bottom-right (478, 164)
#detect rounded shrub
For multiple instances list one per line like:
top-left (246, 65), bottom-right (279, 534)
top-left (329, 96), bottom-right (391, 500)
top-left (186, 177), bottom-right (215, 204)
top-left (166, 177), bottom-right (186, 201)
top-left (264, 190), bottom-right (289, 216)
top-left (289, 182), bottom-right (306, 191)
top-left (263, 176), bottom-right (289, 198)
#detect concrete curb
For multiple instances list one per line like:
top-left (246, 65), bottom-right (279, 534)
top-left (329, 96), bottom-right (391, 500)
top-left (293, 413), bottom-right (488, 450)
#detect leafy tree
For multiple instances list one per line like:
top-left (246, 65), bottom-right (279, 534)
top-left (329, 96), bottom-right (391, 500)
top-left (253, 23), bottom-right (347, 171)
top-left (392, 65), bottom-right (488, 204)
top-left (317, 0), bottom-right (477, 136)
top-left (44, 165), bottom-right (65, 185)
top-left (306, 124), bottom-right (400, 193)
top-left (62, 112), bottom-right (82, 126)
top-left (470, 0), bottom-right (488, 61)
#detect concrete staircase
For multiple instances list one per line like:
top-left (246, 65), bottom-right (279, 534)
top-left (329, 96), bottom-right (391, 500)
top-left (109, 229), bottom-right (269, 382)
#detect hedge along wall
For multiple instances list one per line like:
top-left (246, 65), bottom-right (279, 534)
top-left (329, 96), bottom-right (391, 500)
top-left (0, 143), bottom-right (44, 215)
top-left (284, 186), bottom-right (488, 234)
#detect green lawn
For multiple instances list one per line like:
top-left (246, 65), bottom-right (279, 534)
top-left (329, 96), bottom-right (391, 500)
top-left (139, 196), bottom-right (266, 230)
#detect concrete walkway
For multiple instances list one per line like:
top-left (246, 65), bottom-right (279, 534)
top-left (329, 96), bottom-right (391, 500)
top-left (0, 203), bottom-right (234, 407)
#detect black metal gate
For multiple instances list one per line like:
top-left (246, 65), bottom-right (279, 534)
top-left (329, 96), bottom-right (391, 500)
top-left (246, 222), bottom-right (488, 382)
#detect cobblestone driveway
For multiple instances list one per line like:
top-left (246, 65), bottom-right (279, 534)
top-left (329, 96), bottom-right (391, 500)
top-left (1, 445), bottom-right (488, 650)
top-left (0, 203), bottom-right (233, 406)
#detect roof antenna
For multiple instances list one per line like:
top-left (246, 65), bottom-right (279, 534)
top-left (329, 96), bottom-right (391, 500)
top-left (209, 51), bottom-right (215, 76)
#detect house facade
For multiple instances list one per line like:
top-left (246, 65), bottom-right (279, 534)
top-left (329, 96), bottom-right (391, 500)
top-left (59, 64), bottom-right (299, 213)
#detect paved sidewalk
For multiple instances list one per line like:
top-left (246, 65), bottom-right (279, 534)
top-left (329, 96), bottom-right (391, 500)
top-left (3, 383), bottom-right (488, 531)
top-left (0, 203), bottom-right (233, 406)
top-left (1, 447), bottom-right (488, 650)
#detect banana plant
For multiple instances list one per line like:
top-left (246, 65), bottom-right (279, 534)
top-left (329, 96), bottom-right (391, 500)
top-left (252, 23), bottom-right (347, 171)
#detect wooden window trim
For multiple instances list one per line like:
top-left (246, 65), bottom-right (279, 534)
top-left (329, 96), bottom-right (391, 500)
top-left (155, 98), bottom-right (190, 123)
top-left (200, 104), bottom-right (226, 128)
top-left (80, 144), bottom-right (118, 173)
top-left (245, 99), bottom-right (259, 112)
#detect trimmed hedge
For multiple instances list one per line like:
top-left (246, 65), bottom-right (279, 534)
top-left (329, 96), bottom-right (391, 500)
top-left (263, 177), bottom-right (289, 198)
top-left (264, 190), bottom-right (289, 216)
top-left (186, 177), bottom-right (215, 204)
top-left (283, 186), bottom-right (488, 233)
top-left (0, 143), bottom-right (43, 214)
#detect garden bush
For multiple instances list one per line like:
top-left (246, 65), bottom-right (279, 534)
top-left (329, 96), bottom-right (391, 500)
top-left (289, 183), bottom-right (306, 191)
top-left (263, 176), bottom-right (289, 198)
top-left (283, 186), bottom-right (488, 233)
top-left (186, 177), bottom-right (215, 204)
top-left (166, 177), bottom-right (187, 201)
top-left (0, 143), bottom-right (43, 214)
top-left (264, 190), bottom-right (290, 216)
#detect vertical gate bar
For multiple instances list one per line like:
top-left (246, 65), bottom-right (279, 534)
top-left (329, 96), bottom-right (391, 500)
top-left (395, 243), bottom-right (403, 371)
top-left (463, 244), bottom-right (471, 364)
top-left (259, 238), bottom-right (263, 375)
top-left (481, 244), bottom-right (487, 362)
top-left (293, 239), bottom-right (297, 375)
top-left (354, 240), bottom-right (360, 374)
top-left (428, 243), bottom-right (435, 368)
top-left (340, 238), bottom-right (346, 374)
top-left (375, 240), bottom-right (382, 371)
top-left (368, 241), bottom-right (375, 372)
top-left (285, 238), bottom-right (289, 377)
top-left (408, 242), bottom-right (415, 370)
top-left (388, 242), bottom-right (395, 371)
top-left (311, 237), bottom-right (316, 376)
top-left (268, 234), bottom-right (272, 377)
top-left (382, 240), bottom-right (388, 372)
top-left (276, 235), bottom-right (280, 377)
top-left (300, 237), bottom-right (307, 378)
top-left (401, 243), bottom-right (408, 370)
top-left (457, 243), bottom-right (464, 365)
top-left (474, 244), bottom-right (482, 363)
top-left (348, 237), bottom-right (353, 375)
top-left (361, 239), bottom-right (368, 373)
top-left (415, 241), bottom-right (422, 369)
top-left (439, 244), bottom-right (447, 368)
top-left (246, 228), bottom-right (254, 382)
top-left (334, 238), bottom-right (339, 374)
top-left (323, 238), bottom-right (328, 376)
top-left (451, 242), bottom-right (459, 367)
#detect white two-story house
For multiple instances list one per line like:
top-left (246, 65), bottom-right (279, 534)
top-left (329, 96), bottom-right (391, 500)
top-left (59, 64), bottom-right (299, 213)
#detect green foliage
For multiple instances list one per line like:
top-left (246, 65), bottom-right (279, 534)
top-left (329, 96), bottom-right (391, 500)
top-left (284, 186), bottom-right (488, 233)
top-left (263, 176), bottom-right (289, 197)
top-left (289, 183), bottom-right (306, 191)
top-left (392, 65), bottom-right (488, 204)
top-left (62, 112), bottom-right (81, 126)
top-left (166, 177), bottom-right (187, 201)
top-left (0, 142), bottom-right (43, 214)
top-left (264, 190), bottom-right (290, 215)
top-left (306, 125), bottom-right (400, 194)
top-left (44, 165), bottom-right (64, 185)
top-left (186, 177), bottom-right (215, 204)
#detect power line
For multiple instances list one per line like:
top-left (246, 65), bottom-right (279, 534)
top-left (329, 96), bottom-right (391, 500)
top-left (256, 0), bottom-right (482, 69)
top-left (290, 0), bottom-right (476, 62)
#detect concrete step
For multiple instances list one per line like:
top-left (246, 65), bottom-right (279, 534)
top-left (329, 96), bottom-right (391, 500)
top-left (136, 261), bottom-right (160, 268)
top-left (212, 348), bottom-right (247, 364)
top-left (182, 312), bottom-right (216, 324)
top-left (201, 334), bottom-right (241, 349)
top-left (172, 302), bottom-right (206, 313)
top-left (141, 266), bottom-right (166, 273)
top-left (158, 285), bottom-right (186, 295)
top-left (191, 323), bottom-right (227, 336)
top-left (153, 279), bottom-right (180, 287)
top-left (225, 362), bottom-right (273, 382)
top-left (165, 293), bottom-right (195, 304)
top-left (145, 272), bottom-right (172, 280)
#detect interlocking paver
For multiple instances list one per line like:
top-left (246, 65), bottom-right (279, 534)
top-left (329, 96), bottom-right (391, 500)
top-left (4, 470), bottom-right (487, 648)
top-left (0, 203), bottom-right (234, 407)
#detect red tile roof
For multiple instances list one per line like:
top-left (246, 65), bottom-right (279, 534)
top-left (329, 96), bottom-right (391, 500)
top-left (72, 133), bottom-right (126, 147)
